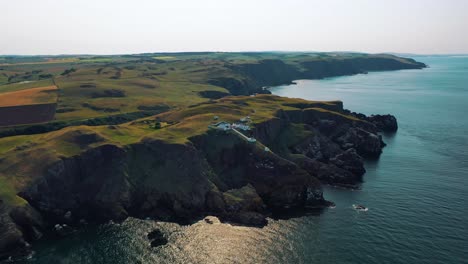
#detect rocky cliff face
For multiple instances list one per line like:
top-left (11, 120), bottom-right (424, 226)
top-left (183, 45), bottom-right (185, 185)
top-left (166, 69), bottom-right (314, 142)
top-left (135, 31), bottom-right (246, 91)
top-left (0, 97), bottom-right (399, 260)
top-left (1, 132), bottom-right (329, 258)
top-left (300, 57), bottom-right (426, 79)
top-left (0, 203), bottom-right (43, 259)
top-left (251, 105), bottom-right (394, 186)
top-left (208, 57), bottom-right (426, 95)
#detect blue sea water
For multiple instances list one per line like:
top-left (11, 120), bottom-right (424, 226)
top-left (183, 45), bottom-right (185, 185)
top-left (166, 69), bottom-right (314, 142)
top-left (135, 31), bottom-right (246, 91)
top-left (14, 56), bottom-right (468, 264)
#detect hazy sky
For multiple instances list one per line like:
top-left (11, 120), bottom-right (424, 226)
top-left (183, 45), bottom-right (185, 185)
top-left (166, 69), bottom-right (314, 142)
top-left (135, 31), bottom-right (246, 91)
top-left (1, 0), bottom-right (467, 55)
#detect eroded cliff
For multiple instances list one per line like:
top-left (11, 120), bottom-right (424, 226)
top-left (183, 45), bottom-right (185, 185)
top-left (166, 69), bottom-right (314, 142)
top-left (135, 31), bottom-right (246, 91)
top-left (0, 95), bottom-right (397, 259)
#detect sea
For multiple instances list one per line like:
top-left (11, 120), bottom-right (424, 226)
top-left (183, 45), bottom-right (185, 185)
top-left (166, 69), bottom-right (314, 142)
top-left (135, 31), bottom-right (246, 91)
top-left (14, 56), bottom-right (468, 264)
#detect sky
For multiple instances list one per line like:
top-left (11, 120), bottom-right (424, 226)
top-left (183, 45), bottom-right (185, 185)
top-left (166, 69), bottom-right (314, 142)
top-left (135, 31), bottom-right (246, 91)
top-left (1, 0), bottom-right (467, 55)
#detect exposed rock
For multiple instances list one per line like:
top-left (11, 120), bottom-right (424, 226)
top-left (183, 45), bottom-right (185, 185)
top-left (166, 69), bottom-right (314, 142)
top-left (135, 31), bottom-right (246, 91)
top-left (0, 207), bottom-right (29, 260)
top-left (19, 144), bottom-right (132, 223)
top-left (292, 156), bottom-right (360, 186)
top-left (9, 205), bottom-right (44, 241)
top-left (147, 229), bottom-right (164, 240)
top-left (0, 203), bottom-right (43, 260)
top-left (64, 211), bottom-right (72, 221)
top-left (222, 184), bottom-right (265, 213)
top-left (150, 237), bottom-right (168, 248)
top-left (329, 148), bottom-right (365, 177)
top-left (190, 131), bottom-right (327, 212)
top-left (54, 223), bottom-right (74, 237)
top-left (147, 229), bottom-right (168, 247)
top-left (367, 114), bottom-right (398, 132)
top-left (334, 127), bottom-right (384, 157)
top-left (205, 189), bottom-right (226, 213)
top-left (291, 133), bottom-right (342, 162)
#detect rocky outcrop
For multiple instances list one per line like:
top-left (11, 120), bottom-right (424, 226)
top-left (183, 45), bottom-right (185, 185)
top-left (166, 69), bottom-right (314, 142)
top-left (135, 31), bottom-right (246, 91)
top-left (367, 114), bottom-right (398, 132)
top-left (20, 144), bottom-right (132, 223)
top-left (190, 131), bottom-right (327, 213)
top-left (334, 127), bottom-right (385, 158)
top-left (345, 111), bottom-right (398, 133)
top-left (255, 107), bottom-right (396, 186)
top-left (0, 203), bottom-right (43, 260)
top-left (147, 229), bottom-right (168, 247)
top-left (19, 141), bottom-right (216, 224)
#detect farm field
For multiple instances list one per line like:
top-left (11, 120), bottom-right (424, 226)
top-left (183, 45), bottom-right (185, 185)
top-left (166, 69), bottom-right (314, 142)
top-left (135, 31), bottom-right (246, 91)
top-left (0, 85), bottom-right (57, 107)
top-left (0, 85), bottom-right (58, 126)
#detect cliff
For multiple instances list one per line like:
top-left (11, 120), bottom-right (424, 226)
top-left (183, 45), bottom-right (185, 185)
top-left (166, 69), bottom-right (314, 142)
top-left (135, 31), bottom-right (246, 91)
top-left (0, 95), bottom-right (397, 259)
top-left (207, 55), bottom-right (426, 95)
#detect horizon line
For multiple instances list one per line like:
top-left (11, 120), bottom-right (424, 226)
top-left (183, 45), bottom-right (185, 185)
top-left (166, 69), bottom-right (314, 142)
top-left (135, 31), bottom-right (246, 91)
top-left (1, 51), bottom-right (468, 57)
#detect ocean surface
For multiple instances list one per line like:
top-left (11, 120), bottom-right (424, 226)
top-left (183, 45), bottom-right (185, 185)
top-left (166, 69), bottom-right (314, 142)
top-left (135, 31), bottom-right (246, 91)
top-left (14, 56), bottom-right (468, 264)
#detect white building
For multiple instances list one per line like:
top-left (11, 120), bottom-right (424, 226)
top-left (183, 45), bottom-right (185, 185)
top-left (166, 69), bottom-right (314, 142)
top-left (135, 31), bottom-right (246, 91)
top-left (213, 121), bottom-right (231, 131)
top-left (232, 123), bottom-right (250, 131)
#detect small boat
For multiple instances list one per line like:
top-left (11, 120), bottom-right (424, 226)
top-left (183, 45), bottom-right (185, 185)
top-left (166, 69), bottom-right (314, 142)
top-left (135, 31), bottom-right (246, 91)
top-left (353, 204), bottom-right (368, 211)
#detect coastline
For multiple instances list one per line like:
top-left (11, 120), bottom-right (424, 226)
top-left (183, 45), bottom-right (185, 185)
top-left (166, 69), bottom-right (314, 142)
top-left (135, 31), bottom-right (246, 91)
top-left (0, 53), bottom-right (424, 260)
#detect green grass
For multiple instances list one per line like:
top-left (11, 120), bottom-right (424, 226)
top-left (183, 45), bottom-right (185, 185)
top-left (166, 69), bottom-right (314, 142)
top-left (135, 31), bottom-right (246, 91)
top-left (0, 74), bottom-right (8, 85)
top-left (0, 177), bottom-right (27, 206)
top-left (152, 56), bottom-right (178, 61)
top-left (0, 135), bottom-right (37, 154)
top-left (77, 58), bottom-right (114, 63)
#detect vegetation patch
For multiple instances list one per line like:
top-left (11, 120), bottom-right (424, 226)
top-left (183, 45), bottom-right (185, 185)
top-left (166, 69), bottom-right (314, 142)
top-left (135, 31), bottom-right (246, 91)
top-left (90, 89), bottom-right (126, 98)
top-left (82, 102), bottom-right (119, 112)
top-left (80, 83), bottom-right (97, 88)
top-left (198, 90), bottom-right (230, 99)
top-left (55, 107), bottom-right (76, 113)
top-left (61, 68), bottom-right (76, 76)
